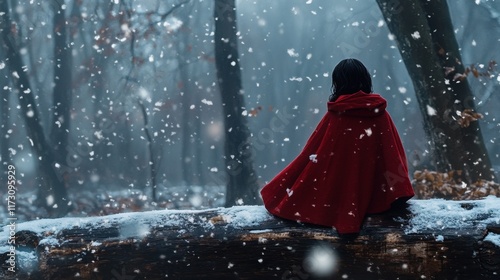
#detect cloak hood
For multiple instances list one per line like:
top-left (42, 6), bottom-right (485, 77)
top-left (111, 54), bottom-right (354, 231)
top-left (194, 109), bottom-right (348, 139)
top-left (328, 91), bottom-right (387, 117)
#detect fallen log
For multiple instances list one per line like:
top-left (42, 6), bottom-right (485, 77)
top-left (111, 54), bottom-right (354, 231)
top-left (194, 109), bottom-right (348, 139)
top-left (1, 197), bottom-right (500, 279)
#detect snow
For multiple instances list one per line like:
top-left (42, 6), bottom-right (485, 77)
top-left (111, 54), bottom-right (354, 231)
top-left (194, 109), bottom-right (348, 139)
top-left (287, 48), bottom-right (299, 57)
top-left (309, 154), bottom-right (318, 163)
top-left (411, 31), bottom-right (421, 39)
top-left (2, 197), bottom-right (499, 256)
top-left (222, 206), bottom-right (272, 228)
top-left (201, 99), bottom-right (213, 105)
top-left (303, 244), bottom-right (339, 277)
top-left (484, 233), bottom-right (500, 247)
top-left (364, 128), bottom-right (373, 136)
top-left (17, 250), bottom-right (38, 273)
top-left (38, 237), bottom-right (59, 247)
top-left (249, 229), bottom-right (273, 234)
top-left (426, 105), bottom-right (437, 116)
top-left (0, 205), bottom-right (272, 255)
top-left (119, 222), bottom-right (150, 239)
top-left (405, 195), bottom-right (500, 234)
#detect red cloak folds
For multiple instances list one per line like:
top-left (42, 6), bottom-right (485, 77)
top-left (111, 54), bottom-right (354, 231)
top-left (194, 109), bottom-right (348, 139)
top-left (260, 91), bottom-right (414, 234)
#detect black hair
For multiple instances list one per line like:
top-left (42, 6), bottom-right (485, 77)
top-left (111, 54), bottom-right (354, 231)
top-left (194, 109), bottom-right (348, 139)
top-left (329, 58), bottom-right (372, 101)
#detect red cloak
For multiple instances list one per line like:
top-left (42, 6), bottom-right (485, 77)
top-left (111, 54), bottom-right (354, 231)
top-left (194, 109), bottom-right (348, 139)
top-left (260, 91), bottom-right (414, 234)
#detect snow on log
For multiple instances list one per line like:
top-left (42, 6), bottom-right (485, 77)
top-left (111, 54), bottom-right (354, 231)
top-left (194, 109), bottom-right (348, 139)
top-left (1, 197), bottom-right (500, 279)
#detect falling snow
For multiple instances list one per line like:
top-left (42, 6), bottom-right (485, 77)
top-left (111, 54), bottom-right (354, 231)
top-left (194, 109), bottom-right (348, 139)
top-left (1, 0), bottom-right (499, 277)
top-left (201, 99), bottom-right (213, 105)
top-left (303, 244), bottom-right (339, 277)
top-left (287, 48), bottom-right (299, 57)
top-left (309, 154), bottom-right (318, 163)
top-left (411, 31), bottom-right (421, 39)
top-left (426, 105), bottom-right (437, 116)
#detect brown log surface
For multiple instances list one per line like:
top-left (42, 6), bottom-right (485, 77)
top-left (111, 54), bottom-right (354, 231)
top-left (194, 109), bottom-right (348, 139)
top-left (1, 198), bottom-right (500, 279)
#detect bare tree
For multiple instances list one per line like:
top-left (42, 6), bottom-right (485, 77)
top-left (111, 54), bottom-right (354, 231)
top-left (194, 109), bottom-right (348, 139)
top-left (138, 101), bottom-right (158, 200)
top-left (0, 0), bottom-right (70, 216)
top-left (214, 0), bottom-right (260, 206)
top-left (376, 0), bottom-right (495, 182)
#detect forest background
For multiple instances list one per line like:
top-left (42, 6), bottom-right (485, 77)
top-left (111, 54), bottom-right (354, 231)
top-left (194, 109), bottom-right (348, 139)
top-left (1, 0), bottom-right (499, 219)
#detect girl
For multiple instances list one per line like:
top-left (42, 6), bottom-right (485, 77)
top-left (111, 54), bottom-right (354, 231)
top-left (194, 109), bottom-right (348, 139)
top-left (260, 58), bottom-right (415, 234)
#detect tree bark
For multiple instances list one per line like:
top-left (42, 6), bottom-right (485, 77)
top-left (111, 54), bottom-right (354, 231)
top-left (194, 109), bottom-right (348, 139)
top-left (0, 46), bottom-right (9, 169)
top-left (0, 89), bottom-right (8, 167)
top-left (1, 201), bottom-right (499, 279)
top-left (419, 0), bottom-right (495, 181)
top-left (180, 74), bottom-right (196, 186)
top-left (376, 0), bottom-right (495, 182)
top-left (214, 0), bottom-right (260, 206)
top-left (50, 0), bottom-right (73, 169)
top-left (0, 0), bottom-right (70, 216)
top-left (49, 0), bottom-right (74, 200)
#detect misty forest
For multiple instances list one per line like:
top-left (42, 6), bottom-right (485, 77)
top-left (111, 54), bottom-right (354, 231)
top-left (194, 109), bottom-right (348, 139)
top-left (1, 0), bottom-right (500, 279)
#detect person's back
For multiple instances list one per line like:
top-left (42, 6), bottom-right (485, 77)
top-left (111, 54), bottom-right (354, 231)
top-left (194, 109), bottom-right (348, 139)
top-left (260, 58), bottom-right (415, 234)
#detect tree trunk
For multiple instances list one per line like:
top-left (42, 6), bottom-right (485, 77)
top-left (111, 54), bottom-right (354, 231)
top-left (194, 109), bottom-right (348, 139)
top-left (180, 76), bottom-right (195, 186)
top-left (87, 2), bottom-right (115, 187)
top-left (418, 0), bottom-right (495, 181)
top-left (0, 0), bottom-right (70, 216)
top-left (376, 0), bottom-right (495, 182)
top-left (50, 0), bottom-right (73, 188)
top-left (194, 108), bottom-right (206, 185)
top-left (0, 46), bottom-right (10, 169)
top-left (214, 0), bottom-right (260, 206)
top-left (2, 200), bottom-right (499, 279)
top-left (51, 1), bottom-right (73, 153)
top-left (139, 101), bottom-right (158, 201)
